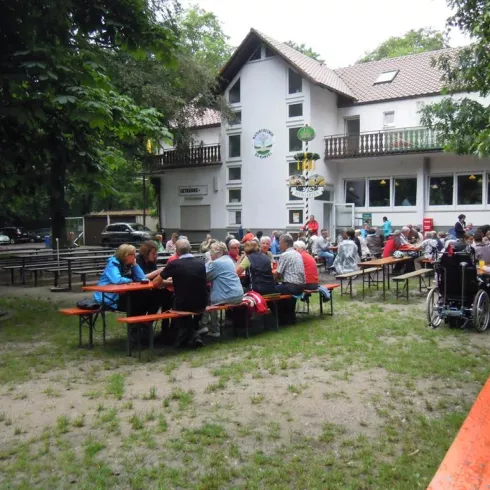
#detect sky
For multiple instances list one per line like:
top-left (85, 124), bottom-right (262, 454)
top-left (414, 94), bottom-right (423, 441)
top-left (182, 0), bottom-right (470, 68)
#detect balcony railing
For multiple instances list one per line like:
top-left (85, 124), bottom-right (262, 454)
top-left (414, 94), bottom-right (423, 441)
top-left (147, 144), bottom-right (221, 171)
top-left (324, 127), bottom-right (442, 159)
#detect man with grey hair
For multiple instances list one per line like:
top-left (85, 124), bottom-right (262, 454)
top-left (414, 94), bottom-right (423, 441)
top-left (274, 234), bottom-right (305, 323)
top-left (153, 239), bottom-right (208, 348)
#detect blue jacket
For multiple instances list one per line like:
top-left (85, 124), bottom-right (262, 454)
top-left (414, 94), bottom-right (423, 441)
top-left (270, 238), bottom-right (281, 255)
top-left (382, 220), bottom-right (392, 237)
top-left (93, 256), bottom-right (146, 308)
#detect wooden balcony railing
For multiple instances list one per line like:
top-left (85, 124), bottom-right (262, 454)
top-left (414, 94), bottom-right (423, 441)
top-left (147, 144), bottom-right (221, 171)
top-left (324, 127), bottom-right (442, 159)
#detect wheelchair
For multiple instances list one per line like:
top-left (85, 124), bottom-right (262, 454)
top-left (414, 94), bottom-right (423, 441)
top-left (425, 251), bottom-right (490, 332)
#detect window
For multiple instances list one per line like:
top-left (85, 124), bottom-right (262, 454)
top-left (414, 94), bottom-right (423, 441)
top-left (345, 180), bottom-right (366, 207)
top-left (229, 79), bottom-right (240, 104)
top-left (249, 46), bottom-right (261, 61)
top-left (228, 167), bottom-right (241, 181)
top-left (289, 209), bottom-right (303, 225)
top-left (288, 161), bottom-right (302, 200)
top-left (228, 135), bottom-right (241, 158)
top-left (288, 103), bottom-right (303, 118)
top-left (316, 188), bottom-right (333, 201)
top-left (288, 68), bottom-right (302, 94)
top-left (458, 174), bottom-right (482, 205)
top-left (394, 178), bottom-right (417, 206)
top-left (383, 111), bottom-right (395, 127)
top-left (374, 70), bottom-right (399, 84)
top-left (229, 189), bottom-right (241, 203)
top-left (230, 111), bottom-right (241, 125)
top-left (429, 176), bottom-right (454, 206)
top-left (369, 179), bottom-right (390, 207)
top-left (289, 127), bottom-right (302, 152)
top-left (230, 210), bottom-right (241, 225)
top-left (265, 46), bottom-right (275, 58)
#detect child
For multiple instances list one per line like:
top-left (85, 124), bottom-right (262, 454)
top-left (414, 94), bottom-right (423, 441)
top-left (415, 231), bottom-right (438, 268)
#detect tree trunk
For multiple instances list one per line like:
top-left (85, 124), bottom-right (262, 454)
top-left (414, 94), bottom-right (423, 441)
top-left (50, 153), bottom-right (67, 249)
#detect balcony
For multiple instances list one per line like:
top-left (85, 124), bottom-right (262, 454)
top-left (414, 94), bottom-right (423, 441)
top-left (146, 144), bottom-right (221, 171)
top-left (324, 127), bottom-right (442, 160)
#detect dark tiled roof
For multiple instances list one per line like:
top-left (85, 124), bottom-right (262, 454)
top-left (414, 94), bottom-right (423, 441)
top-left (334, 48), bottom-right (458, 104)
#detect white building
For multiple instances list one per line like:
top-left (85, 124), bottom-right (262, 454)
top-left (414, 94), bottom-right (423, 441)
top-left (149, 29), bottom-right (490, 241)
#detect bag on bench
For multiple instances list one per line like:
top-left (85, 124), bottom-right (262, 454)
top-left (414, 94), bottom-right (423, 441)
top-left (76, 299), bottom-right (100, 310)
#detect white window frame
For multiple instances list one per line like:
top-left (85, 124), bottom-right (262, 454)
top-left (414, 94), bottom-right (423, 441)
top-left (393, 176), bottom-right (418, 208)
top-left (426, 174), bottom-right (456, 209)
top-left (383, 111), bottom-right (395, 128)
top-left (228, 210), bottom-right (242, 226)
top-left (368, 177), bottom-right (392, 210)
top-left (374, 70), bottom-right (399, 84)
top-left (227, 166), bottom-right (242, 184)
top-left (288, 68), bottom-right (303, 96)
top-left (456, 172), bottom-right (484, 208)
top-left (344, 178), bottom-right (367, 209)
top-left (287, 102), bottom-right (304, 120)
top-left (227, 133), bottom-right (241, 161)
top-left (228, 188), bottom-right (242, 205)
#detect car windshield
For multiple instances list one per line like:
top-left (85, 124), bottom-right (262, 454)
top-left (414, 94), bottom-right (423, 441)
top-left (131, 224), bottom-right (151, 232)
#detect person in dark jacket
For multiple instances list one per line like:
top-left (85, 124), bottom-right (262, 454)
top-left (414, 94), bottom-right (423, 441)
top-left (236, 240), bottom-right (277, 295)
top-left (455, 214), bottom-right (466, 237)
top-left (153, 239), bottom-right (208, 348)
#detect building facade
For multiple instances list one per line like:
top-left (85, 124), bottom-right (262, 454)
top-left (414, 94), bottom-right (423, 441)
top-left (148, 29), bottom-right (490, 241)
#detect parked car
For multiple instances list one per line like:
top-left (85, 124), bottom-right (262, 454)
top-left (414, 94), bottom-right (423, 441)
top-left (100, 223), bottom-right (154, 247)
top-left (26, 231), bottom-right (44, 243)
top-left (0, 227), bottom-right (30, 244)
top-left (36, 228), bottom-right (51, 238)
top-left (0, 234), bottom-right (10, 245)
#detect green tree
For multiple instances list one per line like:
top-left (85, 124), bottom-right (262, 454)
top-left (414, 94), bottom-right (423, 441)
top-left (420, 1), bottom-right (490, 157)
top-left (0, 0), bottom-right (177, 244)
top-left (284, 41), bottom-right (322, 61)
top-left (358, 28), bottom-right (449, 63)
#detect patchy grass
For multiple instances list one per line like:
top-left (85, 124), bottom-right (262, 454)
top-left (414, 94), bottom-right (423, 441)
top-left (0, 293), bottom-right (488, 488)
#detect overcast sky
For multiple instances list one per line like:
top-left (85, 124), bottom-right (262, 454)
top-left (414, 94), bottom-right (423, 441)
top-left (183, 0), bottom-right (470, 68)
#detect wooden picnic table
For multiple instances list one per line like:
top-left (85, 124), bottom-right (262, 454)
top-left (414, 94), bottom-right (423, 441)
top-left (359, 256), bottom-right (412, 300)
top-left (61, 255), bottom-right (113, 290)
top-left (83, 282), bottom-right (157, 355)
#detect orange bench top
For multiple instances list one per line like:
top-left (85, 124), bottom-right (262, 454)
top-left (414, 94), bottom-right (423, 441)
top-left (428, 376), bottom-right (490, 489)
top-left (59, 308), bottom-right (100, 316)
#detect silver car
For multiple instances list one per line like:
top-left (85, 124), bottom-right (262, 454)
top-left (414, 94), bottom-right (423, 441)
top-left (0, 234), bottom-right (10, 245)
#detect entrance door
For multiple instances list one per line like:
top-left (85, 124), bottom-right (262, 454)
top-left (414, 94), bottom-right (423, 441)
top-left (345, 118), bottom-right (360, 156)
top-left (323, 203), bottom-right (332, 237)
top-left (180, 205), bottom-right (211, 241)
top-left (333, 203), bottom-right (354, 239)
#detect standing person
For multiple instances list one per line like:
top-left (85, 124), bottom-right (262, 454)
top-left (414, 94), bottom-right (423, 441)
top-left (302, 215), bottom-right (319, 236)
top-left (382, 216), bottom-right (392, 240)
top-left (200, 234), bottom-right (215, 253)
top-left (313, 229), bottom-right (335, 267)
top-left (333, 229), bottom-right (360, 274)
top-left (153, 239), bottom-right (208, 348)
top-left (165, 233), bottom-right (178, 253)
top-left (455, 214), bottom-right (466, 237)
top-left (274, 234), bottom-right (305, 323)
top-left (204, 242), bottom-right (244, 338)
top-left (270, 231), bottom-right (281, 255)
top-left (293, 241), bottom-right (319, 290)
top-left (241, 229), bottom-right (254, 244)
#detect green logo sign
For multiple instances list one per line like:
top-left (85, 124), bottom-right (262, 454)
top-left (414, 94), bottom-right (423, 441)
top-left (252, 129), bottom-right (274, 158)
top-left (297, 126), bottom-right (316, 142)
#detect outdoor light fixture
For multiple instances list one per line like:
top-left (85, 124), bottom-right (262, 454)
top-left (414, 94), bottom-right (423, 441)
top-left (469, 174), bottom-right (476, 180)
top-left (348, 186), bottom-right (354, 192)
top-left (395, 181), bottom-right (400, 186)
top-left (431, 184), bottom-right (439, 189)
top-left (441, 181), bottom-right (446, 186)
top-left (380, 179), bottom-right (387, 185)
top-left (478, 177), bottom-right (483, 183)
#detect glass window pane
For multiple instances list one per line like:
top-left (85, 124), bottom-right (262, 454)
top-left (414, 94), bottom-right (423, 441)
top-left (236, 211), bottom-right (241, 225)
top-left (228, 167), bottom-right (241, 181)
top-left (229, 79), bottom-right (240, 104)
top-left (289, 103), bottom-right (303, 118)
top-left (345, 180), bottom-right (365, 207)
top-left (249, 46), bottom-right (261, 61)
top-left (289, 127), bottom-right (302, 152)
top-left (369, 179), bottom-right (390, 207)
top-left (458, 174), bottom-right (482, 205)
top-left (289, 209), bottom-right (303, 224)
top-left (229, 135), bottom-right (241, 158)
top-left (383, 111), bottom-right (395, 126)
top-left (288, 68), bottom-right (302, 94)
top-left (230, 111), bottom-right (241, 125)
top-left (229, 189), bottom-right (241, 203)
top-left (394, 178), bottom-right (417, 206)
top-left (429, 176), bottom-right (454, 205)
top-left (265, 46), bottom-right (275, 58)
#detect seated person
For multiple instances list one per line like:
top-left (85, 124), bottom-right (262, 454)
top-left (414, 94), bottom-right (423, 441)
top-left (200, 234), bottom-right (216, 253)
top-left (293, 241), bottom-right (319, 290)
top-left (93, 244), bottom-right (146, 311)
top-left (228, 239), bottom-right (242, 264)
top-left (355, 229), bottom-right (370, 258)
top-left (137, 241), bottom-right (163, 279)
top-left (366, 228), bottom-right (382, 258)
top-left (383, 230), bottom-right (402, 258)
top-left (165, 232), bottom-right (178, 253)
top-left (474, 231), bottom-right (490, 264)
top-left (314, 229), bottom-right (335, 267)
top-left (203, 242), bottom-right (244, 338)
top-left (241, 229), bottom-right (254, 244)
top-left (237, 240), bottom-right (277, 295)
top-left (259, 236), bottom-right (274, 262)
top-left (154, 234), bottom-right (165, 253)
top-left (333, 229), bottom-right (360, 274)
top-left (274, 234), bottom-right (305, 323)
top-left (415, 231), bottom-right (438, 267)
top-left (153, 239), bottom-right (208, 348)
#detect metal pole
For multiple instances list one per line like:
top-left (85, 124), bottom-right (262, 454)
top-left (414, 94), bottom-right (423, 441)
top-left (56, 238), bottom-right (60, 277)
top-left (142, 175), bottom-right (147, 227)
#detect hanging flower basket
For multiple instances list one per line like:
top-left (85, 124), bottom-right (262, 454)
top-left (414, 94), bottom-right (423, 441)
top-left (293, 152), bottom-right (320, 161)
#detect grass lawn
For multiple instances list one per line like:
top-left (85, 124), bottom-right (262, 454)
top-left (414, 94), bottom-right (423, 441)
top-left (0, 288), bottom-right (489, 489)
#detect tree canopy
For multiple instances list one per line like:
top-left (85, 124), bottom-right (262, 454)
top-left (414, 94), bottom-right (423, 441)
top-left (358, 28), bottom-right (449, 63)
top-left (284, 41), bottom-right (322, 61)
top-left (420, 0), bottom-right (490, 157)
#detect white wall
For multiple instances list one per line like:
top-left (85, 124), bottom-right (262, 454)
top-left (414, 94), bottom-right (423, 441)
top-left (190, 127), bottom-right (221, 146)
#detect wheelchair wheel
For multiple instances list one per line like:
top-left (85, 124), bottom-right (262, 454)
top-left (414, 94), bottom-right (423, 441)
top-left (426, 287), bottom-right (443, 328)
top-left (472, 289), bottom-right (490, 332)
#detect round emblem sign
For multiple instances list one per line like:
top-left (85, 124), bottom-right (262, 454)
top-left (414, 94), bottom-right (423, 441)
top-left (297, 126), bottom-right (316, 142)
top-left (252, 129), bottom-right (274, 158)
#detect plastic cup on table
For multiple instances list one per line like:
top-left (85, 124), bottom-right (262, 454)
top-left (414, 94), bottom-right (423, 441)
top-left (479, 260), bottom-right (486, 269)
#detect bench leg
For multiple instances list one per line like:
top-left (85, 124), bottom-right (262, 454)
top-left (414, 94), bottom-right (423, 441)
top-left (406, 279), bottom-right (409, 301)
top-left (330, 290), bottom-right (334, 316)
top-left (319, 293), bottom-right (324, 315)
top-left (101, 310), bottom-right (106, 346)
top-left (148, 323), bottom-right (154, 357)
top-left (362, 272), bottom-right (365, 300)
top-left (78, 317), bottom-right (83, 348)
top-left (339, 279), bottom-right (344, 297)
top-left (272, 302), bottom-right (279, 331)
top-left (34, 270), bottom-right (38, 287)
top-left (395, 281), bottom-right (399, 301)
top-left (126, 324), bottom-right (132, 357)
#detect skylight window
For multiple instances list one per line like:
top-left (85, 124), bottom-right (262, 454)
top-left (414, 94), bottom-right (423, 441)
top-left (374, 70), bottom-right (399, 84)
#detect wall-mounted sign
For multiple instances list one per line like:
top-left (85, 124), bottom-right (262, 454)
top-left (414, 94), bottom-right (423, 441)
top-left (287, 173), bottom-right (325, 198)
top-left (297, 126), bottom-right (316, 142)
top-left (178, 185), bottom-right (208, 196)
top-left (252, 129), bottom-right (274, 158)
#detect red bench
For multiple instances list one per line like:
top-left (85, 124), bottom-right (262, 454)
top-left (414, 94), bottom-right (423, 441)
top-left (59, 307), bottom-right (106, 349)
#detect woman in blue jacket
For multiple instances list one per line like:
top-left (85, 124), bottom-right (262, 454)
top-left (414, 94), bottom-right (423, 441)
top-left (94, 244), bottom-right (146, 311)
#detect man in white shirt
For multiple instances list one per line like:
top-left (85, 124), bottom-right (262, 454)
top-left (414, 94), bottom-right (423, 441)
top-left (313, 229), bottom-right (334, 267)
